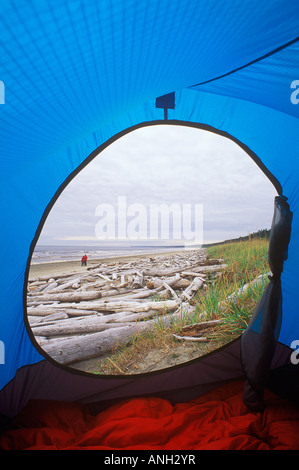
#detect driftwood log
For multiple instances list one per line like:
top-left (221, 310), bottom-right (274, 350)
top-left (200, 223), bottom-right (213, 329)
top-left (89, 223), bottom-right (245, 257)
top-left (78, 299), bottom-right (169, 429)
top-left (37, 323), bottom-right (153, 364)
top-left (27, 290), bottom-right (102, 303)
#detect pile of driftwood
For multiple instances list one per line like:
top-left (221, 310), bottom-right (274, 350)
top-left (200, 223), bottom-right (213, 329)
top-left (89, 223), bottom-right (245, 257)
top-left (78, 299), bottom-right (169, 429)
top-left (27, 249), bottom-right (226, 366)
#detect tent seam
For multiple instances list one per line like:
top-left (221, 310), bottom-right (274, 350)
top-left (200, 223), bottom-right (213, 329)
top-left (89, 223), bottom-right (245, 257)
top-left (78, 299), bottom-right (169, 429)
top-left (189, 35), bottom-right (299, 87)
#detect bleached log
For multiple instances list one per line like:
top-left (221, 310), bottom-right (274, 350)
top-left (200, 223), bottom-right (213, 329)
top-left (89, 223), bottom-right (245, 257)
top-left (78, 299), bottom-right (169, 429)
top-left (181, 272), bottom-right (206, 280)
top-left (98, 288), bottom-right (130, 298)
top-left (28, 298), bottom-right (179, 317)
top-left (171, 278), bottom-right (191, 289)
top-left (28, 285), bottom-right (41, 291)
top-left (141, 263), bottom-right (223, 277)
top-left (28, 315), bottom-right (47, 324)
top-left (162, 281), bottom-right (179, 300)
top-left (26, 290), bottom-right (102, 304)
top-left (27, 306), bottom-right (60, 316)
top-left (97, 285), bottom-right (164, 302)
top-left (173, 334), bottom-right (209, 342)
top-left (226, 273), bottom-right (269, 301)
top-left (62, 309), bottom-right (103, 317)
top-left (98, 291), bottom-right (155, 302)
top-left (27, 300), bottom-right (60, 307)
top-left (28, 280), bottom-right (47, 286)
top-left (146, 274), bottom-right (181, 289)
top-left (153, 290), bottom-right (171, 300)
top-left (27, 306), bottom-right (100, 316)
top-left (37, 322), bottom-right (156, 364)
top-left (78, 280), bottom-right (108, 290)
top-left (181, 277), bottom-right (204, 300)
top-left (115, 309), bottom-right (168, 322)
top-left (96, 308), bottom-right (168, 324)
top-left (31, 316), bottom-right (129, 337)
top-left (28, 312), bottom-right (69, 325)
top-left (190, 264), bottom-right (227, 273)
top-left (44, 277), bottom-right (82, 293)
top-left (131, 273), bottom-right (144, 288)
top-left (29, 272), bottom-right (77, 283)
top-left (98, 285), bottom-right (155, 298)
top-left (146, 276), bottom-right (188, 290)
top-left (96, 273), bottom-right (111, 281)
top-left (143, 267), bottom-right (182, 277)
top-left (55, 299), bottom-right (179, 314)
top-left (36, 281), bottom-right (58, 293)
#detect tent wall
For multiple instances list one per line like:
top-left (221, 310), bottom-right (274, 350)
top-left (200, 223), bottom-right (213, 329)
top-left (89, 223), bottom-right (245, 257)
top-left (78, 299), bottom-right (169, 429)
top-left (2, 87), bottom-right (298, 391)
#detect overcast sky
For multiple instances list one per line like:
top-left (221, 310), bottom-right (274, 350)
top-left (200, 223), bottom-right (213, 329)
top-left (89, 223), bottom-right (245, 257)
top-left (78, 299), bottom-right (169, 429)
top-left (38, 125), bottom-right (276, 247)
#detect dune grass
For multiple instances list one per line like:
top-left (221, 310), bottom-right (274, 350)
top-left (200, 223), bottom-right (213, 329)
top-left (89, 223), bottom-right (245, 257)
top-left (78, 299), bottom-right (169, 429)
top-left (191, 237), bottom-right (270, 339)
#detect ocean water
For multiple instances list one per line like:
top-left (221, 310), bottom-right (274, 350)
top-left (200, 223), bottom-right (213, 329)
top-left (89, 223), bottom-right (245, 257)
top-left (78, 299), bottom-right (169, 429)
top-left (31, 245), bottom-right (181, 265)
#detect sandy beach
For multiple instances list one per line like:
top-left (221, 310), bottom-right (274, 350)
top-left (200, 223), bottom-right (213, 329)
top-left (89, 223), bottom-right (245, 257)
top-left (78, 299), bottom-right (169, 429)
top-left (29, 249), bottom-right (188, 280)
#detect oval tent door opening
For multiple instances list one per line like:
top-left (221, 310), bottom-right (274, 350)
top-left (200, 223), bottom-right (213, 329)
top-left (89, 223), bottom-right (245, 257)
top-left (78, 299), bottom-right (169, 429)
top-left (27, 125), bottom-right (276, 376)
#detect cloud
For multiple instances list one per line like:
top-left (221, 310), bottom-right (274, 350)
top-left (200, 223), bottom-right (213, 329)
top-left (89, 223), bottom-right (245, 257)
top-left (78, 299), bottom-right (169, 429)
top-left (39, 125), bottom-right (276, 245)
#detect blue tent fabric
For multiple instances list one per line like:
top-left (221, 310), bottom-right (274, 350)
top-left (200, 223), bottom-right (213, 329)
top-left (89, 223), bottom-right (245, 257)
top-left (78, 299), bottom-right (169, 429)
top-left (0, 0), bottom-right (299, 417)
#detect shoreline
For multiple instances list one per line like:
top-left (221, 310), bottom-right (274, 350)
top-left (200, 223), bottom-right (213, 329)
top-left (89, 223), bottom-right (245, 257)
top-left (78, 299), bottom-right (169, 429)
top-left (29, 248), bottom-right (195, 280)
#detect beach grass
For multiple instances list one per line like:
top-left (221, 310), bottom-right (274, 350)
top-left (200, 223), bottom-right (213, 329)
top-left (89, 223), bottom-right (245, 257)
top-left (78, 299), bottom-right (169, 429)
top-left (90, 237), bottom-right (270, 375)
top-left (194, 238), bottom-right (269, 315)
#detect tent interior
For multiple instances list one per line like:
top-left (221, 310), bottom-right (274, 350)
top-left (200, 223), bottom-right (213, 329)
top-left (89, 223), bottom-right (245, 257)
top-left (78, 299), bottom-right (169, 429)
top-left (0, 0), bottom-right (299, 450)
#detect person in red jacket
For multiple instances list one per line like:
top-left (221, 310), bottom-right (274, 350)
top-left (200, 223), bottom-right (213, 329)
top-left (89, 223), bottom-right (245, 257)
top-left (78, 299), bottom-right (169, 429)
top-left (81, 254), bottom-right (88, 266)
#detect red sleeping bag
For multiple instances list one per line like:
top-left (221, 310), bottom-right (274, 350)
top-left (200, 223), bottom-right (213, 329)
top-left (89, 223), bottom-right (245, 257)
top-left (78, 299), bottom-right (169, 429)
top-left (1, 379), bottom-right (299, 450)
